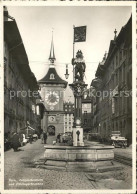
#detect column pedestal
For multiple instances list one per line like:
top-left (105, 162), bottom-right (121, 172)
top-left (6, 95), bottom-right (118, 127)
top-left (73, 127), bottom-right (84, 146)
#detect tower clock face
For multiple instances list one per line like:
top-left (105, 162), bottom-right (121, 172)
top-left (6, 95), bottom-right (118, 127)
top-left (45, 91), bottom-right (59, 106)
top-left (48, 116), bottom-right (56, 122)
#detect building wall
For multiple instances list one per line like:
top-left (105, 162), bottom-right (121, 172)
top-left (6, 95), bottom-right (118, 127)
top-left (82, 99), bottom-right (92, 133)
top-left (91, 16), bottom-right (132, 144)
top-left (39, 84), bottom-right (66, 136)
top-left (4, 19), bottom-right (41, 136)
top-left (47, 113), bottom-right (64, 135)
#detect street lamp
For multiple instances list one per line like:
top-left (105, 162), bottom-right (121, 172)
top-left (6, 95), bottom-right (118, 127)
top-left (65, 64), bottom-right (69, 79)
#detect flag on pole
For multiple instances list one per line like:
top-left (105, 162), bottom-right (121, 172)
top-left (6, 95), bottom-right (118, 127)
top-left (74, 26), bottom-right (87, 42)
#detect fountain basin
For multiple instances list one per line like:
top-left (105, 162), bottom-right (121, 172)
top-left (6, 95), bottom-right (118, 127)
top-left (44, 145), bottom-right (122, 172)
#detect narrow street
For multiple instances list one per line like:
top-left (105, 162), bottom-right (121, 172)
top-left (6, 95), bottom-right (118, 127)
top-left (4, 139), bottom-right (94, 190)
top-left (4, 138), bottom-right (132, 190)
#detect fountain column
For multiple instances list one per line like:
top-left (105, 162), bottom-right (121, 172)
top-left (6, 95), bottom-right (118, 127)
top-left (69, 50), bottom-right (88, 146)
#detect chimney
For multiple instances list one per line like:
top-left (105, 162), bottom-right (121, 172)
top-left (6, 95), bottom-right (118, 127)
top-left (4, 6), bottom-right (8, 21)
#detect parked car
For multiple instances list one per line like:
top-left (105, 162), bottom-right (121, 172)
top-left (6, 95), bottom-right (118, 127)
top-left (110, 131), bottom-right (127, 148)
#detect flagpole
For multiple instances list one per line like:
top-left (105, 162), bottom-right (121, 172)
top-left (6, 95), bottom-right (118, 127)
top-left (73, 25), bottom-right (75, 82)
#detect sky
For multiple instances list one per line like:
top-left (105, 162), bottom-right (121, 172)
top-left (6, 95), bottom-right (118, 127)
top-left (7, 6), bottom-right (132, 102)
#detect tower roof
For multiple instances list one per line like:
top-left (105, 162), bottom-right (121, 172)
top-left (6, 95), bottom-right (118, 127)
top-left (49, 31), bottom-right (56, 64)
top-left (38, 67), bottom-right (67, 88)
top-left (38, 33), bottom-right (67, 88)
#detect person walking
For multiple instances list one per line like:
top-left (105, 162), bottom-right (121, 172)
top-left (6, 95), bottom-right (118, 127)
top-left (56, 133), bottom-right (61, 143)
top-left (22, 133), bottom-right (27, 145)
top-left (29, 133), bottom-right (33, 144)
top-left (43, 132), bottom-right (47, 144)
top-left (41, 133), bottom-right (44, 144)
top-left (10, 132), bottom-right (20, 152)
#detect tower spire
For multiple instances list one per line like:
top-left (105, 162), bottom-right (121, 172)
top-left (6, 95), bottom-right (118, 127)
top-left (114, 29), bottom-right (117, 40)
top-left (49, 29), bottom-right (56, 65)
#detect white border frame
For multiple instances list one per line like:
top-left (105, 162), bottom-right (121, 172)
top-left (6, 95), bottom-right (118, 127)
top-left (0, 1), bottom-right (136, 193)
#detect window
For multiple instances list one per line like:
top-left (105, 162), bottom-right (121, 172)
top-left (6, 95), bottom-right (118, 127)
top-left (84, 104), bottom-right (87, 108)
top-left (116, 55), bottom-right (118, 66)
top-left (84, 111), bottom-right (87, 115)
top-left (84, 119), bottom-right (87, 125)
top-left (112, 98), bottom-right (115, 114)
top-left (119, 50), bottom-right (122, 61)
top-left (123, 63), bottom-right (125, 82)
top-left (115, 73), bottom-right (118, 85)
top-left (50, 73), bottom-right (55, 80)
top-left (119, 67), bottom-right (122, 83)
top-left (112, 61), bottom-right (114, 70)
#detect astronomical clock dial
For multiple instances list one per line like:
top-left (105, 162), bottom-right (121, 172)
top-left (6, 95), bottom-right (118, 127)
top-left (48, 116), bottom-right (56, 122)
top-left (45, 91), bottom-right (59, 106)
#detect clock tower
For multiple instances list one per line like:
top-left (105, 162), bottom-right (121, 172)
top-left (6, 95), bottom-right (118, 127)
top-left (38, 36), bottom-right (67, 137)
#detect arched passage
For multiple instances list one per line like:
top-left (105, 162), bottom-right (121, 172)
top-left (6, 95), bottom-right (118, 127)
top-left (47, 125), bottom-right (55, 136)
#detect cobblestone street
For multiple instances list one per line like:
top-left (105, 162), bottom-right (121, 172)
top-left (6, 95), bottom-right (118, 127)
top-left (4, 139), bottom-right (94, 190)
top-left (4, 138), bottom-right (132, 190)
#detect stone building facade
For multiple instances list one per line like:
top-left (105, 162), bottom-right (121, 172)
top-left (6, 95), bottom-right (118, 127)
top-left (4, 8), bottom-right (42, 135)
top-left (82, 94), bottom-right (93, 133)
top-left (91, 16), bottom-right (132, 144)
top-left (38, 38), bottom-right (67, 137)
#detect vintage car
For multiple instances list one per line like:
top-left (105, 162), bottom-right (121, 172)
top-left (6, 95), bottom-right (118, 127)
top-left (59, 132), bottom-right (73, 144)
top-left (110, 131), bottom-right (127, 148)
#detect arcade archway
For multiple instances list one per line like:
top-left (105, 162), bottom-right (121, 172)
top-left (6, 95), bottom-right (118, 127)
top-left (47, 125), bottom-right (55, 136)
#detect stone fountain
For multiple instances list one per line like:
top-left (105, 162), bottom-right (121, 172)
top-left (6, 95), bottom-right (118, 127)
top-left (44, 50), bottom-right (121, 172)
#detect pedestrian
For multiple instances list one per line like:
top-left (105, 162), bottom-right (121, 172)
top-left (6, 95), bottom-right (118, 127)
top-left (19, 133), bottom-right (24, 147)
top-left (29, 133), bottom-right (33, 144)
top-left (56, 133), bottom-right (61, 143)
top-left (41, 133), bottom-right (44, 144)
top-left (22, 134), bottom-right (27, 145)
top-left (43, 132), bottom-right (47, 144)
top-left (10, 132), bottom-right (20, 152)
